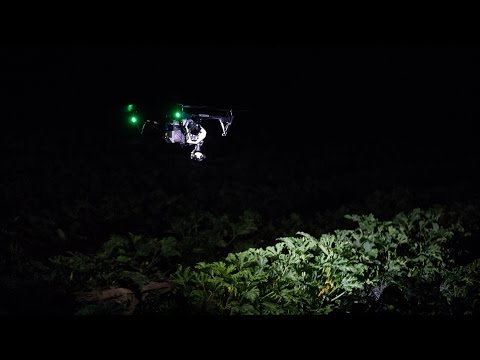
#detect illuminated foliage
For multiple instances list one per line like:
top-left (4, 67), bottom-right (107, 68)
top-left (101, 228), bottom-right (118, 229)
top-left (172, 208), bottom-right (479, 315)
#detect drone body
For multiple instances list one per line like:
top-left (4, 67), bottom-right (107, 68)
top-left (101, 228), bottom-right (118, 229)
top-left (126, 104), bottom-right (234, 161)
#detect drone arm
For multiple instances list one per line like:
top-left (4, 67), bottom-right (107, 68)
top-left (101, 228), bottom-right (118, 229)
top-left (181, 106), bottom-right (234, 137)
top-left (138, 120), bottom-right (161, 135)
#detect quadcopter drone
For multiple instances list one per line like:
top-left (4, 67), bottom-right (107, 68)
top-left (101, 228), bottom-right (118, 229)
top-left (125, 103), bottom-right (234, 161)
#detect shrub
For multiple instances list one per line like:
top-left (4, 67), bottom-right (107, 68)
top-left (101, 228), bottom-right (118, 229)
top-left (171, 208), bottom-right (478, 315)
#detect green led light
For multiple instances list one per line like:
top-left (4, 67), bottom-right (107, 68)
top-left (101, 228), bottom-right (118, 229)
top-left (130, 116), bottom-right (137, 124)
top-left (175, 111), bottom-right (182, 119)
top-left (127, 104), bottom-right (135, 112)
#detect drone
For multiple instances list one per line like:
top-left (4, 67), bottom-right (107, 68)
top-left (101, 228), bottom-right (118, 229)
top-left (125, 103), bottom-right (234, 161)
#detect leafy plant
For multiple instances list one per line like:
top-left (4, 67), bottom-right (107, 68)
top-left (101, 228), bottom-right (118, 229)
top-left (171, 208), bottom-right (477, 315)
top-left (166, 210), bottom-right (260, 261)
top-left (49, 233), bottom-right (179, 292)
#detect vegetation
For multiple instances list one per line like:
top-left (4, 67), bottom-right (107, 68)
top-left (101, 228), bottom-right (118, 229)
top-left (172, 208), bottom-right (480, 315)
top-left (2, 135), bottom-right (479, 315)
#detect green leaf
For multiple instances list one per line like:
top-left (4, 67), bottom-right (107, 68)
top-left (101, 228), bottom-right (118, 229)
top-left (244, 287), bottom-right (260, 302)
top-left (319, 243), bottom-right (330, 256)
top-left (160, 237), bottom-right (181, 257)
top-left (118, 271), bottom-right (148, 291)
top-left (261, 302), bottom-right (282, 315)
top-left (236, 304), bottom-right (260, 315)
top-left (235, 211), bottom-right (259, 236)
top-left (116, 255), bottom-right (131, 263)
top-left (129, 233), bottom-right (143, 245)
top-left (363, 241), bottom-right (374, 253)
top-left (256, 256), bottom-right (268, 268)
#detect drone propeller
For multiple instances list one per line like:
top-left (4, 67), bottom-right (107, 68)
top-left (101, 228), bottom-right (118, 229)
top-left (181, 104), bottom-right (248, 113)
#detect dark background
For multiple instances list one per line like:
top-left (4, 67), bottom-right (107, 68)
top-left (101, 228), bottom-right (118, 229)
top-left (2, 46), bottom-right (479, 189)
top-left (2, 45), bottom-right (480, 224)
top-left (2, 46), bottom-right (479, 144)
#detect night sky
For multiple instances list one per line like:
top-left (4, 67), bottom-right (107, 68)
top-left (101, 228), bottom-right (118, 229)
top-left (2, 46), bottom-right (478, 141)
top-left (1, 46), bottom-right (478, 181)
top-left (2, 45), bottom-right (479, 211)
